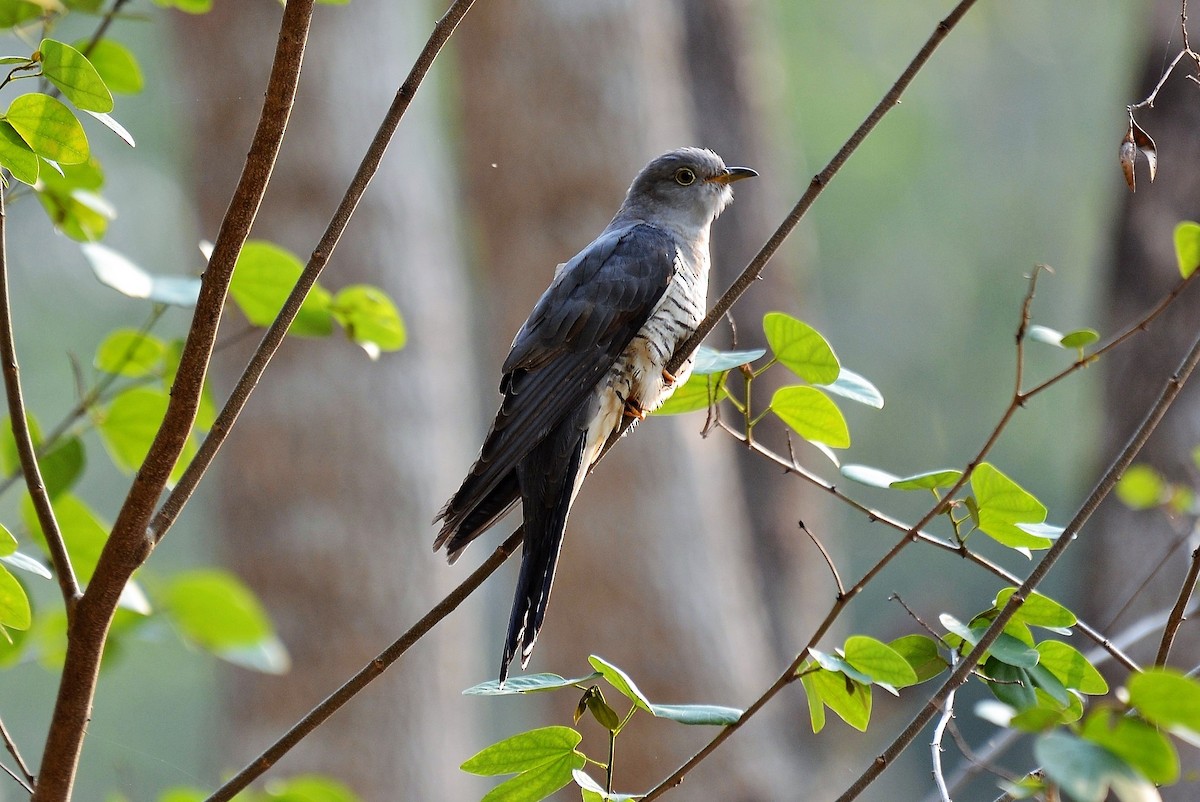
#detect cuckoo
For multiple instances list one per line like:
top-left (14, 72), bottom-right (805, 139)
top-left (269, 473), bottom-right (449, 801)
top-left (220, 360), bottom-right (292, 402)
top-left (435, 147), bottom-right (756, 683)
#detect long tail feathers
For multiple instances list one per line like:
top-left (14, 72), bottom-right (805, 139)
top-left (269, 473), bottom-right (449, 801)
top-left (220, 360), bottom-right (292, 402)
top-left (499, 427), bottom-right (586, 685)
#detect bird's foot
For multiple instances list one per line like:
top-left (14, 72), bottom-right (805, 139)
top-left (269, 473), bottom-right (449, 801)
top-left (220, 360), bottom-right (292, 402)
top-left (661, 367), bottom-right (677, 386)
top-left (623, 399), bottom-right (648, 421)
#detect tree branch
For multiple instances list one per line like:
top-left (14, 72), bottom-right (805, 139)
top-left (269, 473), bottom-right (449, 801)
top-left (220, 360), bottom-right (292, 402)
top-left (834, 328), bottom-right (1200, 801)
top-left (31, 3), bottom-right (316, 799)
top-left (206, 528), bottom-right (523, 801)
top-left (1155, 538), bottom-right (1200, 666)
top-left (0, 179), bottom-right (79, 611)
top-left (0, 714), bottom-right (33, 791)
top-left (149, 0), bottom-right (479, 544)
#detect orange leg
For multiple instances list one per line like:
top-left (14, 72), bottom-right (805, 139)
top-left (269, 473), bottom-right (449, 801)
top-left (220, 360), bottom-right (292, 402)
top-left (661, 367), bottom-right (676, 386)
top-left (623, 399), bottom-right (648, 421)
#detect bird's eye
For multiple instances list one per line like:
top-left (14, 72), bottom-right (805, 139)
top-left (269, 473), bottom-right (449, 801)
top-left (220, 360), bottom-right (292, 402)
top-left (674, 167), bottom-right (696, 186)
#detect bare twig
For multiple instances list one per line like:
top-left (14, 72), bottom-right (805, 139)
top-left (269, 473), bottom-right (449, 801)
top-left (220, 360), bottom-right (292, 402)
top-left (834, 329), bottom-right (1200, 801)
top-left (206, 528), bottom-right (523, 801)
top-left (0, 178), bottom-right (80, 612)
top-left (149, 0), bottom-right (479, 543)
top-left (931, 655), bottom-right (958, 802)
top-left (0, 760), bottom-right (31, 795)
top-left (0, 715), bottom-right (33, 790)
top-left (31, 4), bottom-right (317, 799)
top-left (80, 0), bottom-right (134, 57)
top-left (1155, 535), bottom-right (1200, 665)
top-left (800, 520), bottom-right (843, 596)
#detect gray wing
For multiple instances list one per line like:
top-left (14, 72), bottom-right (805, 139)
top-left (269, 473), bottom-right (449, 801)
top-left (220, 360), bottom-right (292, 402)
top-left (435, 222), bottom-right (678, 549)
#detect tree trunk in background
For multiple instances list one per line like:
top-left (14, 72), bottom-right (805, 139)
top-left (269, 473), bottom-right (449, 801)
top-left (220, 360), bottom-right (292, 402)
top-left (177, 4), bottom-right (480, 798)
top-left (458, 1), bottom-right (807, 797)
top-left (1094, 2), bottom-right (1200, 682)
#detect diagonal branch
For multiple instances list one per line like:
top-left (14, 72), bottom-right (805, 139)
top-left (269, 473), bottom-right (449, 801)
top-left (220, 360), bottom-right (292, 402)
top-left (1155, 536), bottom-right (1200, 666)
top-left (31, 4), bottom-right (317, 800)
top-left (0, 182), bottom-right (79, 611)
top-left (0, 714), bottom-right (33, 791)
top-left (149, 0), bottom-right (479, 544)
top-left (834, 328), bottom-right (1200, 801)
top-left (206, 528), bottom-right (523, 801)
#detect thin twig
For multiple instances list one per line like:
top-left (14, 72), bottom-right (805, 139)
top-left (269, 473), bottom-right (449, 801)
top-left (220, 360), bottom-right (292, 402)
top-left (834, 329), bottom-right (1200, 801)
top-left (80, 0), bottom-right (134, 57)
top-left (0, 175), bottom-right (80, 612)
top-left (149, 0), bottom-right (479, 543)
top-left (1154, 535), bottom-right (1200, 665)
top-left (0, 715), bottom-right (33, 790)
top-left (205, 528), bottom-right (523, 801)
top-left (800, 520), bottom-right (843, 596)
top-left (931, 655), bottom-right (958, 802)
top-left (31, 4), bottom-right (317, 800)
top-left (0, 760), bottom-right (32, 794)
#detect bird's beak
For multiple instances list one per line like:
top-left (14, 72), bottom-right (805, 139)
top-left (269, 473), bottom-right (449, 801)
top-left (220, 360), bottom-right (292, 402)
top-left (707, 166), bottom-right (758, 185)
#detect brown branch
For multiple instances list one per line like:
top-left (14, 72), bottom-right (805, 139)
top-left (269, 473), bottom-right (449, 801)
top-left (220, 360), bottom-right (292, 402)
top-left (834, 328), bottom-right (1200, 801)
top-left (206, 528), bottom-right (523, 801)
top-left (0, 180), bottom-right (80, 611)
top-left (800, 520), bottom-right (844, 596)
top-left (1155, 540), bottom-right (1200, 665)
top-left (80, 0), bottom-right (134, 58)
top-left (149, 0), bottom-right (479, 544)
top-left (30, 4), bottom-right (316, 799)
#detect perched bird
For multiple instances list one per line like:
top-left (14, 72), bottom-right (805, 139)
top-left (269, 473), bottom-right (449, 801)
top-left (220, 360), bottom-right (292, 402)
top-left (434, 147), bottom-right (756, 683)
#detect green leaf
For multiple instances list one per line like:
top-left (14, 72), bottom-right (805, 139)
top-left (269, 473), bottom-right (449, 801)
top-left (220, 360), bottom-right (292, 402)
top-left (653, 372), bottom-right (727, 415)
top-left (73, 39), bottom-right (142, 95)
top-left (808, 648), bottom-right (873, 685)
top-left (573, 770), bottom-right (640, 801)
top-left (843, 635), bottom-right (918, 688)
top-left (1036, 732), bottom-right (1153, 802)
top-left (153, 0), bottom-right (214, 13)
top-left (0, 1), bottom-right (40, 27)
top-left (0, 564), bottom-right (30, 633)
top-left (95, 328), bottom-right (165, 376)
top-left (819, 367), bottom-right (883, 409)
top-left (692, 345), bottom-right (765, 375)
top-left (82, 243), bottom-right (201, 306)
top-left (809, 668), bottom-right (871, 731)
top-left (649, 703), bottom-right (742, 725)
top-left (22, 492), bottom-right (107, 583)
top-left (463, 672), bottom-right (602, 696)
top-left (839, 464), bottom-right (898, 488)
top-left (984, 659), bottom-right (1037, 712)
top-left (971, 463), bottom-right (1050, 549)
top-left (1060, 328), bottom-right (1100, 349)
top-left (799, 669), bottom-right (826, 733)
top-left (259, 775), bottom-right (361, 802)
top-left (166, 569), bottom-right (286, 672)
top-left (889, 468), bottom-right (963, 491)
top-left (0, 120), bottom-right (38, 184)
top-left (38, 39), bottom-right (113, 113)
top-left (40, 435), bottom-right (84, 499)
top-left (0, 523), bottom-right (13, 556)
top-left (588, 655), bottom-right (652, 712)
top-left (1115, 464), bottom-right (1166, 510)
top-left (1082, 708), bottom-right (1178, 785)
top-left (1174, 221), bottom-right (1200, 278)
top-left (5, 92), bottom-right (88, 164)
top-left (230, 240), bottom-right (333, 336)
top-left (940, 613), bottom-right (1038, 668)
top-left (1127, 668), bottom-right (1200, 733)
top-left (97, 386), bottom-right (169, 472)
top-left (461, 726), bottom-right (582, 776)
top-left (480, 752), bottom-right (585, 802)
top-left (770, 386), bottom-right (850, 448)
top-left (330, 284), bottom-right (405, 358)
top-left (888, 634), bottom-right (946, 683)
top-left (1009, 689), bottom-right (1076, 732)
top-left (762, 312), bottom-right (840, 383)
top-left (994, 588), bottom-right (1076, 631)
top-left (1035, 641), bottom-right (1107, 695)
top-left (36, 158), bottom-right (111, 241)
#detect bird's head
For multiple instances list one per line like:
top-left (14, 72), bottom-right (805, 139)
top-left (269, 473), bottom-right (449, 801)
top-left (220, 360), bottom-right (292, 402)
top-left (618, 147), bottom-right (757, 231)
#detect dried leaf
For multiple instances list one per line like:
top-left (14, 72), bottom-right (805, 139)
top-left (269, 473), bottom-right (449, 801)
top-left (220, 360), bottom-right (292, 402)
top-left (1119, 128), bottom-right (1137, 192)
top-left (1131, 117), bottom-right (1157, 183)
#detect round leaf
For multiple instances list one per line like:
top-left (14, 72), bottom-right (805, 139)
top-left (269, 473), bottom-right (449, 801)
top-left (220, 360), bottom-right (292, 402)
top-left (809, 667), bottom-right (871, 731)
top-left (1082, 709), bottom-right (1178, 785)
top-left (888, 634), bottom-right (947, 683)
top-left (5, 92), bottom-right (89, 164)
top-left (971, 463), bottom-right (1050, 549)
top-left (653, 372), bottom-right (727, 415)
top-left (94, 328), bottom-right (165, 377)
top-left (331, 284), bottom-right (406, 357)
top-left (72, 38), bottom-right (143, 94)
top-left (843, 635), bottom-right (919, 688)
top-left (230, 240), bottom-right (333, 336)
top-left (0, 121), bottom-right (38, 184)
top-left (770, 385), bottom-right (850, 448)
top-left (889, 468), bottom-right (963, 491)
top-left (38, 39), bottom-right (113, 113)
top-left (1127, 668), bottom-right (1200, 733)
top-left (1035, 732), bottom-right (1150, 802)
top-left (0, 564), bottom-right (30, 632)
top-left (1060, 328), bottom-right (1100, 349)
top-left (98, 386), bottom-right (169, 472)
top-left (1114, 464), bottom-right (1165, 510)
top-left (762, 312), bottom-right (840, 383)
top-left (1174, 221), bottom-right (1200, 279)
top-left (819, 367), bottom-right (884, 408)
top-left (461, 726), bottom-right (582, 776)
top-left (166, 569), bottom-right (274, 650)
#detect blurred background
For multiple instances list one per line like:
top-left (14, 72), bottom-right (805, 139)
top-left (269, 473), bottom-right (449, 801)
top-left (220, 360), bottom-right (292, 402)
top-left (4, 0), bottom-right (1200, 799)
